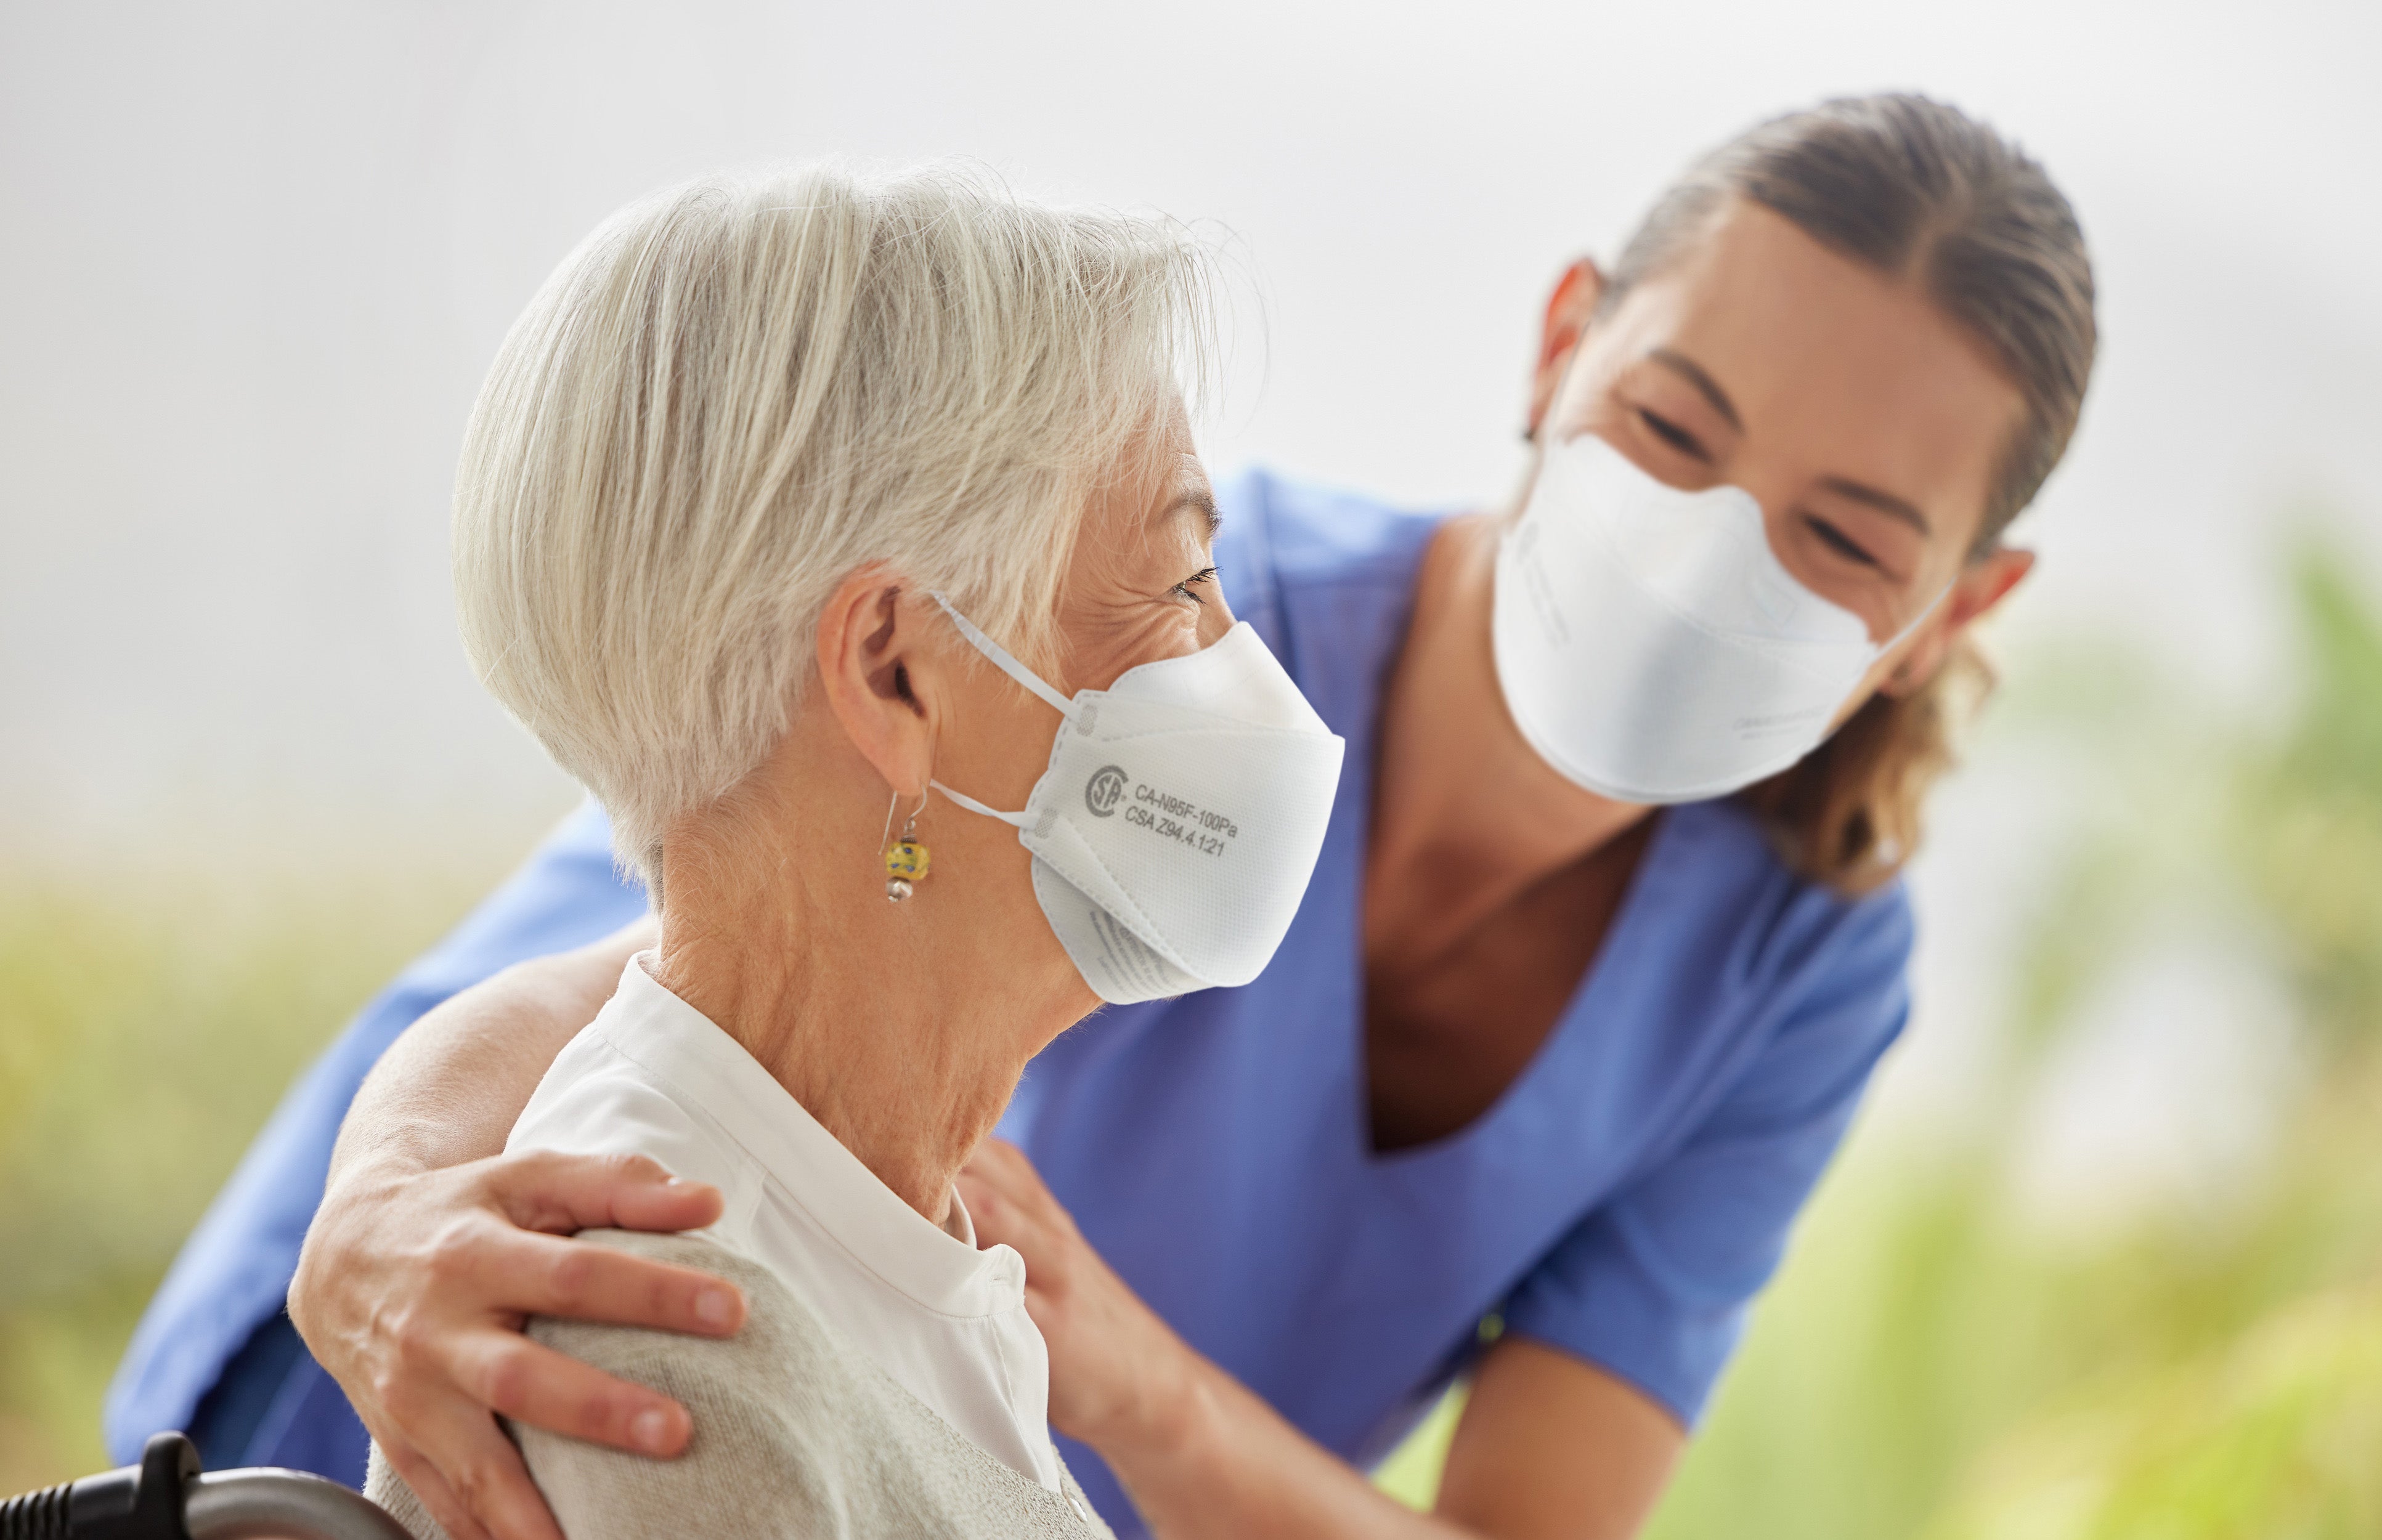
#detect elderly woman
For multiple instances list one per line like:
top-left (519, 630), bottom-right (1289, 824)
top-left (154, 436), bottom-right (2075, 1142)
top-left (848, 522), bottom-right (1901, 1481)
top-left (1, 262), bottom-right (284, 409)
top-left (359, 165), bottom-right (1343, 1539)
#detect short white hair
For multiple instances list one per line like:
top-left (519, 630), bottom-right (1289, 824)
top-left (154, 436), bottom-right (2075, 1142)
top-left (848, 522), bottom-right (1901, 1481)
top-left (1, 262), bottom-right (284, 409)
top-left (453, 163), bottom-right (1218, 883)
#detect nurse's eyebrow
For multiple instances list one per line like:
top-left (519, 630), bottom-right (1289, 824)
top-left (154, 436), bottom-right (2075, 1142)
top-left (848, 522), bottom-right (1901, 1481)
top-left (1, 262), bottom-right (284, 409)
top-left (1818, 476), bottom-right (1933, 537)
top-left (1649, 348), bottom-right (1742, 432)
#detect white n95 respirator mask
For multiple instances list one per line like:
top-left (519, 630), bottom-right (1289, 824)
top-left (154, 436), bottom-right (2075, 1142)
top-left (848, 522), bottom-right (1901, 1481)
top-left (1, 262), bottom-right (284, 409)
top-left (927, 594), bottom-right (1346, 1005)
top-left (1493, 432), bottom-right (1936, 804)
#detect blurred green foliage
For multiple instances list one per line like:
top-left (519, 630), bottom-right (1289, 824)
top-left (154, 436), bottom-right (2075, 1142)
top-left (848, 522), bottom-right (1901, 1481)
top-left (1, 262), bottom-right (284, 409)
top-left (0, 858), bottom-right (507, 1494)
top-left (1914, 542), bottom-right (2382, 1540)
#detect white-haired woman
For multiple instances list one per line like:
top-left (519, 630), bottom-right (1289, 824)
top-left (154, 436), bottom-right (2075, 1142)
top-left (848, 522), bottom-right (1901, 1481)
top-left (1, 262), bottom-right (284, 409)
top-left (359, 164), bottom-right (1343, 1539)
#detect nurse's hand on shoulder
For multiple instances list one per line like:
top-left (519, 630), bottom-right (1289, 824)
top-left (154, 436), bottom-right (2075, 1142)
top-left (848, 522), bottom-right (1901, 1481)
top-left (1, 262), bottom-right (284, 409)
top-left (961, 1138), bottom-right (1681, 1540)
top-left (291, 1148), bottom-right (746, 1540)
top-left (290, 917), bottom-right (760, 1540)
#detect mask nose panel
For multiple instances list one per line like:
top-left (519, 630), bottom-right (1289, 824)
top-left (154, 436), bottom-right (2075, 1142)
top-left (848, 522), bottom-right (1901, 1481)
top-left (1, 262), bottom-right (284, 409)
top-left (1575, 435), bottom-right (1871, 649)
top-left (1104, 622), bottom-right (1331, 734)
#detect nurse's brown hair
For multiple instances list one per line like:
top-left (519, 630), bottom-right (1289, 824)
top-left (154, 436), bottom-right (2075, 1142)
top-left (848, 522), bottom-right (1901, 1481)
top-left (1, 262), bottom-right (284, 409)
top-left (1603, 93), bottom-right (2097, 894)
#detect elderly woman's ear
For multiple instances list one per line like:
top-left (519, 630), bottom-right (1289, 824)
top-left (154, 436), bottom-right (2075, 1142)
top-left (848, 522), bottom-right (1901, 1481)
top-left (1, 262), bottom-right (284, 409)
top-left (813, 565), bottom-right (940, 800)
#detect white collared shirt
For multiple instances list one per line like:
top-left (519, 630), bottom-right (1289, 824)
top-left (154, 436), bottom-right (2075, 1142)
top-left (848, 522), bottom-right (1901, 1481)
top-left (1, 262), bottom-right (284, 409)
top-left (507, 954), bottom-right (1063, 1491)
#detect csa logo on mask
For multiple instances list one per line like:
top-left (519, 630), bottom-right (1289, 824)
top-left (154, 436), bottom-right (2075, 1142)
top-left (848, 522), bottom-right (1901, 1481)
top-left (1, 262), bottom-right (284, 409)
top-left (1085, 764), bottom-right (1129, 817)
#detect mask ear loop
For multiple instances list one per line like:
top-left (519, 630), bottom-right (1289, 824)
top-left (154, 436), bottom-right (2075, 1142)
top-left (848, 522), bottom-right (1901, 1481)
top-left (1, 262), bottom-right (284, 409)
top-left (1880, 578), bottom-right (1957, 654)
top-left (933, 780), bottom-right (1030, 827)
top-left (929, 592), bottom-right (1078, 719)
top-left (925, 591), bottom-right (1071, 827)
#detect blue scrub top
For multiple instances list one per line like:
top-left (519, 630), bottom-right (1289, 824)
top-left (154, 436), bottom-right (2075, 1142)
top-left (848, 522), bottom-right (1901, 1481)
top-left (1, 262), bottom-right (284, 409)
top-left (107, 470), bottom-right (1912, 1534)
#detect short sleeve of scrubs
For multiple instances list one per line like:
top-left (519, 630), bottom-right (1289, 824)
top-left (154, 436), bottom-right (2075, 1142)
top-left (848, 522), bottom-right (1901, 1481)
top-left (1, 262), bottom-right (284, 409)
top-left (1499, 887), bottom-right (1913, 1426)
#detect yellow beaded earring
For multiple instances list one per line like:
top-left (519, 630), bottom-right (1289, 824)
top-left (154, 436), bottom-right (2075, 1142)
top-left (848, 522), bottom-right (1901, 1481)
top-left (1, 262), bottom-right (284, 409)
top-left (880, 790), bottom-right (931, 903)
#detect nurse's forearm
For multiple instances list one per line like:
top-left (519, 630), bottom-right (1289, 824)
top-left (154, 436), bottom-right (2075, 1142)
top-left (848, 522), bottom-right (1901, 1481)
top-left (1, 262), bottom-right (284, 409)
top-left (327, 914), bottom-right (654, 1185)
top-left (1104, 1337), bottom-right (1678, 1540)
top-left (1101, 1358), bottom-right (1471, 1540)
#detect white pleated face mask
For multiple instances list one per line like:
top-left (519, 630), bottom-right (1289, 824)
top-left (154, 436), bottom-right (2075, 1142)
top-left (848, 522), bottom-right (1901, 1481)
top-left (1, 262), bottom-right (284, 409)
top-left (928, 594), bottom-right (1346, 1005)
top-left (1493, 432), bottom-right (1943, 804)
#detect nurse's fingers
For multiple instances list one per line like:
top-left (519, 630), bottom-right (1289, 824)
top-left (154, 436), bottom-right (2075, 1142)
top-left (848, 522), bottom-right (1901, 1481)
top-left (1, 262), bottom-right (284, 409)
top-left (962, 1138), bottom-right (1078, 1232)
top-left (479, 1147), bottom-right (725, 1236)
top-left (449, 1324), bottom-right (694, 1457)
top-left (967, 1135), bottom-right (1035, 1181)
top-left (373, 1401), bottom-right (560, 1540)
top-left (962, 1137), bottom-right (1046, 1205)
top-left (959, 1166), bottom-right (1075, 1283)
top-left (957, 1151), bottom-right (1038, 1236)
top-left (464, 1223), bottom-right (746, 1339)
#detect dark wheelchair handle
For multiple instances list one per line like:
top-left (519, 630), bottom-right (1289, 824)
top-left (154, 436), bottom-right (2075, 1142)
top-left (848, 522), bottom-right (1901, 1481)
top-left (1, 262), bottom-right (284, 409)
top-left (0, 1433), bottom-right (409, 1540)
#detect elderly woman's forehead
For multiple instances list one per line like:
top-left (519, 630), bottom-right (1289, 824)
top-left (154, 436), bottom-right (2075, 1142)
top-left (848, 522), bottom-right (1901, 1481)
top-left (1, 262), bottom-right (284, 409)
top-left (1075, 456), bottom-right (1212, 565)
top-left (1144, 452), bottom-right (1217, 535)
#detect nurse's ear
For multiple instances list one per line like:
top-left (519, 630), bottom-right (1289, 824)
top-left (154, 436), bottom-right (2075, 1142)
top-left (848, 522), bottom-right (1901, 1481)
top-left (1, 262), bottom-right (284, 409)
top-left (1880, 545), bottom-right (2036, 699)
top-left (1526, 257), bottom-right (1607, 441)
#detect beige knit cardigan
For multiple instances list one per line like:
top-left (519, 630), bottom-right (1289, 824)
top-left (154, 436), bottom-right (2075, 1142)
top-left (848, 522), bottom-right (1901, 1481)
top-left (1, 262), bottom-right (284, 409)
top-left (366, 1230), bottom-right (1115, 1539)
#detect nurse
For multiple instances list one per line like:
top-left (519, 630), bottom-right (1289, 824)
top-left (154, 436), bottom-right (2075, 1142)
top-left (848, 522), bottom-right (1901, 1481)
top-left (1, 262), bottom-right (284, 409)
top-left (110, 92), bottom-right (2095, 1540)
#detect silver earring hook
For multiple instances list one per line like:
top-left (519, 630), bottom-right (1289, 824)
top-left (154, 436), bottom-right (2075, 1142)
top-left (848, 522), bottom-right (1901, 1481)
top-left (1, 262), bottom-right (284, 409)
top-left (880, 787), bottom-right (929, 856)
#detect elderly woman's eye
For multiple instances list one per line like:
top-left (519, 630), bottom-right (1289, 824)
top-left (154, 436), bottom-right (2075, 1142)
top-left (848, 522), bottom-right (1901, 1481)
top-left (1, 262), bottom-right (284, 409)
top-left (1173, 566), bottom-right (1218, 605)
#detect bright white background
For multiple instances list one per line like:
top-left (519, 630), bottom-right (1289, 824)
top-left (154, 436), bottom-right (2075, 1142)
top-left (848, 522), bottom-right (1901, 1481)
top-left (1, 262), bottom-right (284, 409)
top-left (2, 1), bottom-right (2376, 1206)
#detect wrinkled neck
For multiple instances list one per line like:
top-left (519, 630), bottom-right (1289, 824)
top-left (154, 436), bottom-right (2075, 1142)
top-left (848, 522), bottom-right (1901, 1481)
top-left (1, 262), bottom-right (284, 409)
top-left (649, 803), bottom-right (1057, 1222)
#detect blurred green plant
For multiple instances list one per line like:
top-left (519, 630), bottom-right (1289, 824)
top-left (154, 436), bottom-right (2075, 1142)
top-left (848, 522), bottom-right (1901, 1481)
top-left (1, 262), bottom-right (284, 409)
top-left (0, 856), bottom-right (511, 1494)
top-left (2235, 550), bottom-right (2382, 1050)
top-left (1909, 542), bottom-right (2382, 1540)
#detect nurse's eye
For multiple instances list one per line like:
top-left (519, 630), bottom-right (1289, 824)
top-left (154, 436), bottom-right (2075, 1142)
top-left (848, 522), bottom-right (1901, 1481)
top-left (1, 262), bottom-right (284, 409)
top-left (1805, 515), bottom-right (1879, 569)
top-left (1172, 566), bottom-right (1218, 606)
top-left (1638, 408), bottom-right (1710, 463)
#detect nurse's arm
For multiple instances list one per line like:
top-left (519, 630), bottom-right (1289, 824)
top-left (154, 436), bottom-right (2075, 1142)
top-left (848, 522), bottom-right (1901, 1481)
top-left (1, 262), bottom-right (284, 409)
top-left (289, 917), bottom-right (750, 1540)
top-left (1105, 1334), bottom-right (1680, 1539)
top-left (1434, 1342), bottom-right (1684, 1539)
top-left (962, 1140), bottom-right (1682, 1540)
